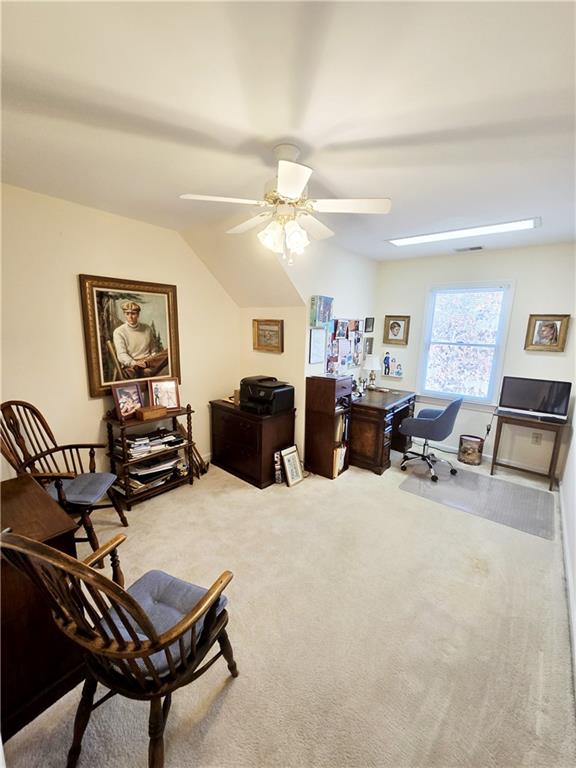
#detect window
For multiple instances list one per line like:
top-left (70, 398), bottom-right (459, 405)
top-left (419, 283), bottom-right (512, 403)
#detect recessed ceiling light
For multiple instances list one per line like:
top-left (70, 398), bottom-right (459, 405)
top-left (389, 218), bottom-right (540, 247)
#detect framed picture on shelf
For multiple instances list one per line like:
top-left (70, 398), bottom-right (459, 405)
top-left (383, 315), bottom-right (410, 345)
top-left (524, 314), bottom-right (570, 352)
top-left (149, 377), bottom-right (180, 410)
top-left (309, 327), bottom-right (326, 364)
top-left (252, 319), bottom-right (284, 353)
top-left (111, 382), bottom-right (147, 420)
top-left (79, 274), bottom-right (180, 397)
top-left (364, 317), bottom-right (375, 333)
top-left (281, 446), bottom-right (304, 486)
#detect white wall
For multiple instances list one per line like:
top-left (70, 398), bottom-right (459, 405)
top-left (559, 247), bottom-right (576, 684)
top-left (286, 240), bottom-right (380, 379)
top-left (376, 243), bottom-right (575, 471)
top-left (1, 185), bottom-right (241, 475)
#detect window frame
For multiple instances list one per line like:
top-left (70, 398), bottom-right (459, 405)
top-left (418, 281), bottom-right (514, 404)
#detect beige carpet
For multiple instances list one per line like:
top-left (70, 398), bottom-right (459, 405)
top-left (4, 456), bottom-right (576, 768)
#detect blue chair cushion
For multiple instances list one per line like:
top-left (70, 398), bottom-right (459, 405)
top-left (46, 472), bottom-right (116, 506)
top-left (109, 570), bottom-right (227, 676)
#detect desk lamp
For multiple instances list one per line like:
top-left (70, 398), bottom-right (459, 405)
top-left (363, 355), bottom-right (380, 389)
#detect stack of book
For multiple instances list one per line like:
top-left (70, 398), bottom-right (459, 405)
top-left (114, 429), bottom-right (186, 460)
top-left (113, 457), bottom-right (187, 495)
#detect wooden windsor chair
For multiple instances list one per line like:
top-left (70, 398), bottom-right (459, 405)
top-left (0, 531), bottom-right (238, 768)
top-left (0, 400), bottom-right (128, 552)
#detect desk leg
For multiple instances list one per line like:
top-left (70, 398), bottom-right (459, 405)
top-left (490, 418), bottom-right (503, 476)
top-left (548, 429), bottom-right (562, 491)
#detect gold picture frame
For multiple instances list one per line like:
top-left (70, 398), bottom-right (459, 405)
top-left (79, 274), bottom-right (180, 397)
top-left (383, 315), bottom-right (410, 345)
top-left (252, 319), bottom-right (284, 353)
top-left (524, 314), bottom-right (570, 352)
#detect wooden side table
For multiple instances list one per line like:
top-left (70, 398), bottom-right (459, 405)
top-left (1, 476), bottom-right (85, 740)
top-left (490, 413), bottom-right (566, 490)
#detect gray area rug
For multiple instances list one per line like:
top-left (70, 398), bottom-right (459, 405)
top-left (399, 463), bottom-right (555, 539)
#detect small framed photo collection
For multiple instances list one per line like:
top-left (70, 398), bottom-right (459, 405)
top-left (111, 377), bottom-right (180, 419)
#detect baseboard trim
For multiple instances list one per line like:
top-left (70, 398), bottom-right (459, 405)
top-left (558, 479), bottom-right (576, 699)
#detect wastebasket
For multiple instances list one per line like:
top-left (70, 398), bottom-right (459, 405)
top-left (458, 434), bottom-right (484, 465)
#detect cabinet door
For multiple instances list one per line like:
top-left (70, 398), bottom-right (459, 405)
top-left (211, 408), bottom-right (260, 481)
top-left (349, 407), bottom-right (389, 474)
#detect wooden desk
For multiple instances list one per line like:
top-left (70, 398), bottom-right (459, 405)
top-left (210, 400), bottom-right (296, 488)
top-left (350, 389), bottom-right (416, 474)
top-left (490, 412), bottom-right (566, 490)
top-left (1, 476), bottom-right (85, 741)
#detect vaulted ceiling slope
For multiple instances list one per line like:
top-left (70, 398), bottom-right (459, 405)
top-left (2, 1), bottom-right (574, 281)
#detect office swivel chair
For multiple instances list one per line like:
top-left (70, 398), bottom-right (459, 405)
top-left (399, 398), bottom-right (463, 482)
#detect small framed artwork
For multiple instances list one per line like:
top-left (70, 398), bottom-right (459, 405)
top-left (309, 327), bottom-right (326, 364)
top-left (111, 382), bottom-right (146, 420)
top-left (383, 315), bottom-right (410, 345)
top-left (281, 446), bottom-right (304, 486)
top-left (148, 377), bottom-right (180, 409)
top-left (364, 337), bottom-right (374, 357)
top-left (310, 295), bottom-right (334, 326)
top-left (524, 314), bottom-right (570, 352)
top-left (364, 317), bottom-right (375, 333)
top-left (253, 319), bottom-right (284, 353)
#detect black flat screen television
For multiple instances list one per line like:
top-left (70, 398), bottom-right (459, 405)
top-left (498, 376), bottom-right (572, 420)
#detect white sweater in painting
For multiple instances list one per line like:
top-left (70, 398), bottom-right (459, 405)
top-left (113, 323), bottom-right (156, 366)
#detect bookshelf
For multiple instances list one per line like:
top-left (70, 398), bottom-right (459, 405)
top-left (104, 405), bottom-right (198, 511)
top-left (304, 375), bottom-right (352, 479)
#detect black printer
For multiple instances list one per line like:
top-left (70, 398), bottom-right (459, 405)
top-left (240, 376), bottom-right (294, 415)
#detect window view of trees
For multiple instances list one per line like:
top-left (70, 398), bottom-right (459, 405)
top-left (423, 289), bottom-right (506, 399)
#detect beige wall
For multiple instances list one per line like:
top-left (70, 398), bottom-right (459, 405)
top-left (376, 243), bottom-right (575, 472)
top-left (1, 184), bottom-right (241, 475)
top-left (239, 307), bottom-right (307, 451)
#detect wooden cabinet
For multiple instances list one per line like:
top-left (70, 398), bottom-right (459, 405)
top-left (210, 400), bottom-right (295, 489)
top-left (105, 406), bottom-right (195, 510)
top-left (304, 376), bottom-right (353, 479)
top-left (350, 390), bottom-right (415, 474)
top-left (1, 476), bottom-right (85, 741)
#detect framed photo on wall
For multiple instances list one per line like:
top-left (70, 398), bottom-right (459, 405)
top-left (383, 315), bottom-right (410, 345)
top-left (524, 314), bottom-right (570, 352)
top-left (79, 275), bottom-right (180, 397)
top-left (253, 319), bottom-right (284, 353)
top-left (309, 327), bottom-right (326, 364)
top-left (364, 317), bottom-right (375, 333)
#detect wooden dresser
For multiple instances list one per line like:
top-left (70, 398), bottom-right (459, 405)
top-left (210, 400), bottom-right (295, 488)
top-left (1, 476), bottom-right (85, 741)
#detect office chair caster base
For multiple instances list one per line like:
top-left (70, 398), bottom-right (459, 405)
top-left (450, 468), bottom-right (457, 475)
top-left (400, 465), bottom-right (407, 471)
top-left (430, 474), bottom-right (439, 482)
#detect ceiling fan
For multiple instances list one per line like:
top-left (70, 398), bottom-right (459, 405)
top-left (179, 144), bottom-right (391, 259)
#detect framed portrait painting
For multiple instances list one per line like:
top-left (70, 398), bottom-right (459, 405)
top-left (252, 319), bottom-right (284, 353)
top-left (383, 315), bottom-right (410, 345)
top-left (524, 314), bottom-right (570, 352)
top-left (79, 275), bottom-right (180, 397)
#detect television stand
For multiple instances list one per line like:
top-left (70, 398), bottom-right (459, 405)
top-left (490, 412), bottom-right (567, 490)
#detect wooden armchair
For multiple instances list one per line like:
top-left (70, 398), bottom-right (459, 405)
top-left (0, 531), bottom-right (238, 768)
top-left (1, 400), bottom-right (128, 553)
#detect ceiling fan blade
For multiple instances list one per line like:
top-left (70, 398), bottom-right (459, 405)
top-left (277, 160), bottom-right (313, 199)
top-left (179, 194), bottom-right (264, 205)
top-left (226, 212), bottom-right (273, 235)
top-left (311, 198), bottom-right (392, 214)
top-left (297, 213), bottom-right (335, 240)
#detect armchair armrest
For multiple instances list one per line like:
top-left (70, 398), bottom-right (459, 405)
top-left (155, 570), bottom-right (233, 647)
top-left (83, 533), bottom-right (127, 586)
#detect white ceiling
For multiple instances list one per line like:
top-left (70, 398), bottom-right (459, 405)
top-left (2, 1), bottom-right (575, 261)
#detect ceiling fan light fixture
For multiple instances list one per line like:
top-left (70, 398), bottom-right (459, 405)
top-left (284, 219), bottom-right (310, 254)
top-left (257, 220), bottom-right (285, 253)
